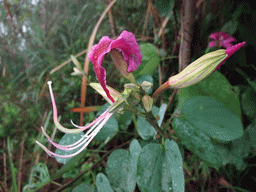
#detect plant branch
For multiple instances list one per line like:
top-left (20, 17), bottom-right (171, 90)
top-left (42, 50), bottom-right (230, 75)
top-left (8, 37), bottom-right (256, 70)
top-left (179, 0), bottom-right (195, 71)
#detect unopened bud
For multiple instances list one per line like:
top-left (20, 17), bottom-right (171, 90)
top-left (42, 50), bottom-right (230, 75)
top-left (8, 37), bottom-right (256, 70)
top-left (140, 81), bottom-right (153, 91)
top-left (153, 42), bottom-right (246, 99)
top-left (71, 55), bottom-right (82, 70)
top-left (71, 67), bottom-right (83, 76)
top-left (142, 95), bottom-right (153, 112)
top-left (124, 83), bottom-right (140, 92)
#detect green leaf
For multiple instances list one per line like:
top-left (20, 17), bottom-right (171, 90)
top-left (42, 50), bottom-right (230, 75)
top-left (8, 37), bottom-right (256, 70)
top-left (171, 113), bottom-right (246, 169)
top-left (155, 0), bottom-right (175, 18)
top-left (232, 129), bottom-right (251, 158)
top-left (134, 44), bottom-right (160, 76)
top-left (72, 183), bottom-right (96, 192)
top-left (129, 139), bottom-right (142, 165)
top-left (106, 139), bottom-right (141, 192)
top-left (158, 103), bottom-right (167, 127)
top-left (161, 155), bottom-right (172, 192)
top-left (137, 106), bottom-right (159, 140)
top-left (246, 123), bottom-right (256, 151)
top-left (165, 139), bottom-right (184, 192)
top-left (117, 111), bottom-right (133, 131)
top-left (182, 96), bottom-right (244, 141)
top-left (137, 116), bottom-right (157, 140)
top-left (55, 132), bottom-right (85, 164)
top-left (179, 70), bottom-right (241, 117)
top-left (96, 173), bottom-right (114, 192)
top-left (94, 115), bottom-right (118, 141)
top-left (52, 150), bottom-right (87, 180)
top-left (221, 20), bottom-right (238, 35)
top-left (241, 87), bottom-right (256, 121)
top-left (137, 144), bottom-right (164, 192)
top-left (106, 150), bottom-right (135, 192)
top-left (23, 163), bottom-right (50, 192)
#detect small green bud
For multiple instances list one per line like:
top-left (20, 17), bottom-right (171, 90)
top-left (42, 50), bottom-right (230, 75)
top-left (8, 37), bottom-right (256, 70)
top-left (124, 83), bottom-right (140, 92)
top-left (71, 55), bottom-right (82, 70)
top-left (142, 95), bottom-right (153, 112)
top-left (140, 81), bottom-right (153, 91)
top-left (71, 67), bottom-right (83, 76)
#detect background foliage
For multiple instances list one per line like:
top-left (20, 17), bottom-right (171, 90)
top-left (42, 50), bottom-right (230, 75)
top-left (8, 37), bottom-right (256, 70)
top-left (1, 0), bottom-right (256, 191)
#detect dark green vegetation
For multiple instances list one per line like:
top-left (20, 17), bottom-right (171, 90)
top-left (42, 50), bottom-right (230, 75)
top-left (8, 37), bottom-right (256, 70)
top-left (1, 0), bottom-right (256, 191)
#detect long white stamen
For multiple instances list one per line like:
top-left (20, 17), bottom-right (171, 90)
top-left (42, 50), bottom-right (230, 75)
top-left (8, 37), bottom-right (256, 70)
top-left (36, 113), bottom-right (113, 158)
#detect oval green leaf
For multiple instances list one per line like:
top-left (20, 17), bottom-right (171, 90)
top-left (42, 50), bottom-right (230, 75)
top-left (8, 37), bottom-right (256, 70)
top-left (165, 139), bottom-right (184, 192)
top-left (55, 132), bottom-right (85, 164)
top-left (182, 96), bottom-right (243, 141)
top-left (96, 173), bottom-right (114, 192)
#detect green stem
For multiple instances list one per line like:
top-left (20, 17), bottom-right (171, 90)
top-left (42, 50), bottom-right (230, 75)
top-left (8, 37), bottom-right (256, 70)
top-left (144, 111), bottom-right (167, 139)
top-left (7, 137), bottom-right (18, 192)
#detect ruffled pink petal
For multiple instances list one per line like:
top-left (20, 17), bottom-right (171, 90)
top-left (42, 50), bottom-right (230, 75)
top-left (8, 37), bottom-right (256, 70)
top-left (222, 36), bottom-right (236, 48)
top-left (110, 30), bottom-right (142, 72)
top-left (209, 32), bottom-right (220, 40)
top-left (88, 37), bottom-right (115, 103)
top-left (209, 41), bottom-right (217, 47)
top-left (88, 31), bottom-right (142, 102)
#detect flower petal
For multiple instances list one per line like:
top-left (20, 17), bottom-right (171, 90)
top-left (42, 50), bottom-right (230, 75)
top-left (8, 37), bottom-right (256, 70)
top-left (110, 30), bottom-right (142, 72)
top-left (88, 31), bottom-right (142, 102)
top-left (88, 37), bottom-right (115, 103)
top-left (208, 31), bottom-right (236, 48)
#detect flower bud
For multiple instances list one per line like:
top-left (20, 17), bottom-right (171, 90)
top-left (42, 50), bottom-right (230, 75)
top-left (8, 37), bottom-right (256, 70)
top-left (142, 95), bottom-right (153, 112)
top-left (153, 42), bottom-right (246, 99)
top-left (140, 81), bottom-right (153, 91)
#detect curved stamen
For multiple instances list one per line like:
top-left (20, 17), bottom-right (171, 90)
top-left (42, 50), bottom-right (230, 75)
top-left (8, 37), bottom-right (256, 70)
top-left (36, 113), bottom-right (113, 158)
top-left (70, 110), bottom-right (109, 129)
top-left (48, 81), bottom-right (91, 134)
top-left (40, 113), bottom-right (105, 151)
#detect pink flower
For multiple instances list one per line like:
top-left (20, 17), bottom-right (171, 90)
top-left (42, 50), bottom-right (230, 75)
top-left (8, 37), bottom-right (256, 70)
top-left (209, 32), bottom-right (236, 48)
top-left (88, 30), bottom-right (142, 103)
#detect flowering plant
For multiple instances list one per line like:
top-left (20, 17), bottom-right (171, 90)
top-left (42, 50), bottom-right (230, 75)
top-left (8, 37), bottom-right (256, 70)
top-left (36, 30), bottom-right (246, 191)
top-left (209, 31), bottom-right (236, 48)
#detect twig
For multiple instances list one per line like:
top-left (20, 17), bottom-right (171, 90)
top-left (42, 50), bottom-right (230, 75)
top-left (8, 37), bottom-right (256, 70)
top-left (49, 49), bottom-right (87, 75)
top-left (79, 0), bottom-right (117, 126)
top-left (38, 49), bottom-right (87, 100)
top-left (166, 89), bottom-right (177, 110)
top-left (4, 0), bottom-right (16, 30)
top-left (17, 134), bottom-right (27, 192)
top-left (106, 0), bottom-right (117, 37)
top-left (179, 0), bottom-right (195, 72)
top-left (142, 0), bottom-right (152, 36)
top-left (35, 111), bottom-right (48, 165)
top-left (158, 17), bottom-right (169, 37)
top-left (114, 8), bottom-right (136, 31)
top-left (3, 139), bottom-right (7, 191)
